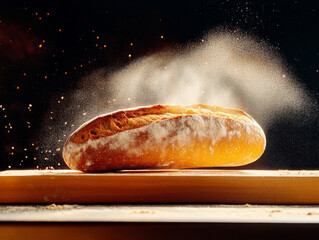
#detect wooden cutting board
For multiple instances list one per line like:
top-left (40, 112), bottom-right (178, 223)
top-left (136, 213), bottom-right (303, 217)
top-left (1, 169), bottom-right (319, 204)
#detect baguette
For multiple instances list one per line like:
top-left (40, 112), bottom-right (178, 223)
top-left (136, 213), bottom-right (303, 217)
top-left (63, 104), bottom-right (266, 172)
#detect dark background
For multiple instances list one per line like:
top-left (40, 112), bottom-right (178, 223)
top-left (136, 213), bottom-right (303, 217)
top-left (0, 0), bottom-right (318, 170)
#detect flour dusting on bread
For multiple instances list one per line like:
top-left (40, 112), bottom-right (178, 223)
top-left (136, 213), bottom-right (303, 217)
top-left (63, 104), bottom-right (265, 172)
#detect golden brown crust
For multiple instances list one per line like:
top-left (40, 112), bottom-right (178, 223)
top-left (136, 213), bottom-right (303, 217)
top-left (63, 104), bottom-right (266, 172)
top-left (70, 104), bottom-right (254, 144)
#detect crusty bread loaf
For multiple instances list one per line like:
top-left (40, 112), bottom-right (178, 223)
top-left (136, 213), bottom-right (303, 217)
top-left (63, 104), bottom-right (266, 172)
